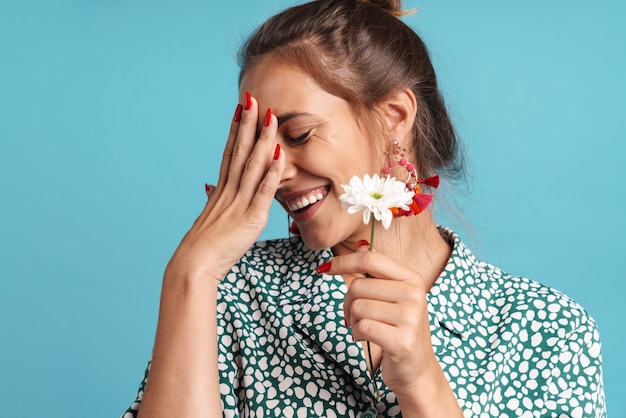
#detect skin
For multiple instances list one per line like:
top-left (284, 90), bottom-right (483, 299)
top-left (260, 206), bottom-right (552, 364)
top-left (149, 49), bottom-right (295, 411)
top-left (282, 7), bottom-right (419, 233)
top-left (138, 59), bottom-right (463, 417)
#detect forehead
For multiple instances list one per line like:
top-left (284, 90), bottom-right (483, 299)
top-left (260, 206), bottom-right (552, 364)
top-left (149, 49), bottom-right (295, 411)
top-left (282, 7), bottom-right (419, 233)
top-left (239, 60), bottom-right (330, 112)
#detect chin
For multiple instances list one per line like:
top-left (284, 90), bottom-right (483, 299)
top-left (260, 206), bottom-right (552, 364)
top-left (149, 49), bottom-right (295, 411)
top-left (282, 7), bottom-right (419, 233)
top-left (298, 230), bottom-right (336, 251)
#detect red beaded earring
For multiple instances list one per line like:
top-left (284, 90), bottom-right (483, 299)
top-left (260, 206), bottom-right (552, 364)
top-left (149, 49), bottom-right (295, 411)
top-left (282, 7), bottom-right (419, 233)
top-left (382, 140), bottom-right (440, 217)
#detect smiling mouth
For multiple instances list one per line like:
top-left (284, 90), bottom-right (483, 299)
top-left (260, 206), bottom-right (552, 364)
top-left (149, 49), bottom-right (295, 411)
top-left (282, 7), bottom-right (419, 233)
top-left (285, 186), bottom-right (329, 212)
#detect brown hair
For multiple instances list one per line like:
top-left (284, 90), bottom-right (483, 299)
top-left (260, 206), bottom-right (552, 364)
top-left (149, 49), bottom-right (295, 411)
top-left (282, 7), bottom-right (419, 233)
top-left (238, 0), bottom-right (464, 181)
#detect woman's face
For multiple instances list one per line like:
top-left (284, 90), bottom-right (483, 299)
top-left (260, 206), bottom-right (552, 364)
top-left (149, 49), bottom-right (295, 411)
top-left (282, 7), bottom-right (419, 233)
top-left (240, 60), bottom-right (383, 249)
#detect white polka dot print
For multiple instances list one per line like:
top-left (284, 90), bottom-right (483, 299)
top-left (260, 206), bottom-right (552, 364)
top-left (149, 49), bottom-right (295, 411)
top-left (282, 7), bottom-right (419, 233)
top-left (122, 228), bottom-right (606, 417)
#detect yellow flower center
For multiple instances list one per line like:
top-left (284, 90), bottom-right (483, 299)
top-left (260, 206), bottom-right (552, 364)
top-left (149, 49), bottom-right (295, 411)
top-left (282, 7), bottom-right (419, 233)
top-left (370, 191), bottom-right (383, 200)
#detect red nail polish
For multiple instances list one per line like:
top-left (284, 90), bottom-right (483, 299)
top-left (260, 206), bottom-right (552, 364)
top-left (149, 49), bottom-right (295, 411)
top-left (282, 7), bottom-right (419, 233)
top-left (357, 239), bottom-right (370, 249)
top-left (273, 143), bottom-right (281, 160)
top-left (317, 261), bottom-right (331, 274)
top-left (344, 318), bottom-right (350, 328)
top-left (244, 91), bottom-right (252, 110)
top-left (205, 183), bottom-right (211, 197)
top-left (233, 104), bottom-right (243, 122)
top-left (264, 108), bottom-right (272, 127)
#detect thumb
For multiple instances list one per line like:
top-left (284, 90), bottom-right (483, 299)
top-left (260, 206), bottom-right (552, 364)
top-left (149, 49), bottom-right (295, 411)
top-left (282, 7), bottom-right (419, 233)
top-left (205, 183), bottom-right (216, 200)
top-left (355, 239), bottom-right (371, 253)
top-left (355, 239), bottom-right (372, 278)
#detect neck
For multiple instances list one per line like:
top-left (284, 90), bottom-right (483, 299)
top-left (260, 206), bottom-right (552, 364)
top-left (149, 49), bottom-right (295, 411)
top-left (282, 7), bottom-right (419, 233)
top-left (332, 212), bottom-right (451, 291)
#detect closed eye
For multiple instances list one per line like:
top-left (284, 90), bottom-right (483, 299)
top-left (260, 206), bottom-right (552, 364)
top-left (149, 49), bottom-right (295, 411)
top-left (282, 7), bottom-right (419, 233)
top-left (287, 130), bottom-right (312, 145)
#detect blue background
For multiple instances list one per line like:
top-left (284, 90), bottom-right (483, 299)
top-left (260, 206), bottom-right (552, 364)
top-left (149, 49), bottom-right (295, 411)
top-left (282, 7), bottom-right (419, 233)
top-left (1, 1), bottom-right (624, 416)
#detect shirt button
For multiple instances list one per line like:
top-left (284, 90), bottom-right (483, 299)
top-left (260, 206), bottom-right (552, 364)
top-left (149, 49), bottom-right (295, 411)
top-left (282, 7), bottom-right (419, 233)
top-left (362, 410), bottom-right (377, 418)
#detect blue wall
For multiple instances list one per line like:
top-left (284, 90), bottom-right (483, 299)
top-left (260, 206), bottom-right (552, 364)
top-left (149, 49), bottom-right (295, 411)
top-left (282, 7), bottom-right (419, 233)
top-left (1, 1), bottom-right (623, 416)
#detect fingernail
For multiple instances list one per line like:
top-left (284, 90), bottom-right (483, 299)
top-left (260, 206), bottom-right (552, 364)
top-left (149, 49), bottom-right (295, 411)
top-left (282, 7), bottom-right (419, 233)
top-left (264, 108), bottom-right (272, 127)
top-left (233, 104), bottom-right (243, 122)
top-left (317, 261), bottom-right (331, 274)
top-left (357, 239), bottom-right (370, 249)
top-left (244, 91), bottom-right (252, 110)
top-left (205, 183), bottom-right (211, 197)
top-left (273, 143), bottom-right (281, 160)
top-left (344, 317), bottom-right (350, 328)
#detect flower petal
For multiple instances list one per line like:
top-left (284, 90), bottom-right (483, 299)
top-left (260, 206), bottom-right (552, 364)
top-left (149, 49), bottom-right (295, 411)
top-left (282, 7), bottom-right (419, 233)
top-left (362, 209), bottom-right (371, 225)
top-left (380, 209), bottom-right (392, 229)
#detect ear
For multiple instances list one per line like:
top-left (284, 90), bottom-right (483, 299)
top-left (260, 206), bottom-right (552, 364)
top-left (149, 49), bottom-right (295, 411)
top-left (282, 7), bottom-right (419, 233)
top-left (377, 87), bottom-right (417, 146)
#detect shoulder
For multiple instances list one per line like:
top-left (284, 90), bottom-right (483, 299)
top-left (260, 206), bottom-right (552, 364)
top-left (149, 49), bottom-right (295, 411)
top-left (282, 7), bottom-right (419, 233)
top-left (435, 227), bottom-right (599, 342)
top-left (436, 227), bottom-right (606, 416)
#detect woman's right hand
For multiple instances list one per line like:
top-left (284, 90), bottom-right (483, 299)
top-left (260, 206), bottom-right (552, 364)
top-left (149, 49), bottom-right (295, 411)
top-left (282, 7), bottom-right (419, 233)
top-left (137, 93), bottom-right (283, 418)
top-left (165, 92), bottom-right (284, 284)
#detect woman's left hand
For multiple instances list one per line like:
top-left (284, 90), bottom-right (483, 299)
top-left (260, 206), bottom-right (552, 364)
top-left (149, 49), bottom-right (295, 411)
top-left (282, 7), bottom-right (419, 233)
top-left (337, 248), bottom-right (433, 393)
top-left (326, 248), bottom-right (463, 416)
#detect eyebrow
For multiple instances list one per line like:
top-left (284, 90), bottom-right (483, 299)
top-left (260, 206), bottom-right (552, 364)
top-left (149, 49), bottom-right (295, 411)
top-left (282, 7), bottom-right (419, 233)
top-left (276, 112), bottom-right (314, 126)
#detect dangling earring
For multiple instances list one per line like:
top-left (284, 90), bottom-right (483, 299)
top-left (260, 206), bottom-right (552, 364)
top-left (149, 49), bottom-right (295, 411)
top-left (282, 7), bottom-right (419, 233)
top-left (382, 140), bottom-right (440, 217)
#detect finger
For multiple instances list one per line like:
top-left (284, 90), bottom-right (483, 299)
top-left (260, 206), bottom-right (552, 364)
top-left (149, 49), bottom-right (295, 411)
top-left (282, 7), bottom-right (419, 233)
top-left (347, 297), bottom-right (407, 327)
top-left (205, 183), bottom-right (215, 200)
top-left (247, 140), bottom-right (285, 221)
top-left (344, 277), bottom-right (423, 327)
top-left (225, 93), bottom-right (260, 192)
top-left (236, 110), bottom-right (280, 201)
top-left (350, 308), bottom-right (431, 362)
top-left (351, 318), bottom-right (407, 350)
top-left (346, 277), bottom-right (416, 304)
top-left (348, 288), bottom-right (428, 333)
top-left (322, 251), bottom-right (416, 282)
top-left (356, 239), bottom-right (371, 252)
top-left (216, 102), bottom-right (244, 191)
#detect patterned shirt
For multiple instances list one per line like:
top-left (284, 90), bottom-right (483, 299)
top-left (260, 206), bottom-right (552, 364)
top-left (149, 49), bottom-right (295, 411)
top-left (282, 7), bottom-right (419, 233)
top-left (123, 228), bottom-right (606, 417)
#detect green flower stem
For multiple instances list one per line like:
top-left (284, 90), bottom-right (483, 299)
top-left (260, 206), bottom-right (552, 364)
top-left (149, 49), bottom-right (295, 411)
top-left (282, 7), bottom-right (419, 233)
top-left (366, 217), bottom-right (381, 402)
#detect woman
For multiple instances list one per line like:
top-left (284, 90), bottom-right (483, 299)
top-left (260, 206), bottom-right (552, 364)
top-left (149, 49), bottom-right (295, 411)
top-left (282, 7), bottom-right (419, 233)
top-left (123, 0), bottom-right (605, 416)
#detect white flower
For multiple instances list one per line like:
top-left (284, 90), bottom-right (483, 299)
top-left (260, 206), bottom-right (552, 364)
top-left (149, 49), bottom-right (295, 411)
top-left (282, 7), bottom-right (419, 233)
top-left (338, 174), bottom-right (414, 229)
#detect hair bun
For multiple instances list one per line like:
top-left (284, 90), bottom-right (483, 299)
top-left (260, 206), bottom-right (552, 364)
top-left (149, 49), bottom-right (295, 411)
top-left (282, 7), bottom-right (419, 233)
top-left (359, 0), bottom-right (404, 16)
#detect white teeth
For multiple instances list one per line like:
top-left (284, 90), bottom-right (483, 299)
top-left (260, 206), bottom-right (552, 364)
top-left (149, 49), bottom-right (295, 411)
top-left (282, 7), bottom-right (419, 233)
top-left (287, 189), bottom-right (327, 212)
